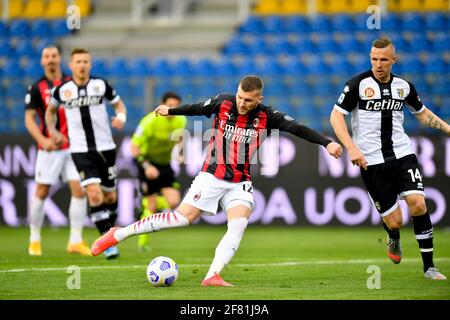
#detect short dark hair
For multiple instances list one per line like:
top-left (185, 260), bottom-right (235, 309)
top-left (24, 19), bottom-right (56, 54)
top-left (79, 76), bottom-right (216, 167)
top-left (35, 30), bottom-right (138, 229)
top-left (161, 92), bottom-right (181, 104)
top-left (71, 47), bottom-right (90, 57)
top-left (42, 44), bottom-right (61, 55)
top-left (372, 37), bottom-right (394, 49)
top-left (239, 75), bottom-right (263, 93)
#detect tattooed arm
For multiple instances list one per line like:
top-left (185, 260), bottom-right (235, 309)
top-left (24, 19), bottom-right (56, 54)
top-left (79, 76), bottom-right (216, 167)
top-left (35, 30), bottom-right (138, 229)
top-left (415, 107), bottom-right (450, 135)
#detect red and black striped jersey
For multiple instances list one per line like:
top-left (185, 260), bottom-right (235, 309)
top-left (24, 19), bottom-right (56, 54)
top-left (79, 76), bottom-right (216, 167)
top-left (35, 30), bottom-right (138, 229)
top-left (169, 93), bottom-right (332, 182)
top-left (25, 75), bottom-right (71, 150)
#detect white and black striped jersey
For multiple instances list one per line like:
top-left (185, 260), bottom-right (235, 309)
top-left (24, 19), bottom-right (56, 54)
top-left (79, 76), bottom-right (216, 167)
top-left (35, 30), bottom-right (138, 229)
top-left (50, 77), bottom-right (121, 153)
top-left (334, 70), bottom-right (425, 166)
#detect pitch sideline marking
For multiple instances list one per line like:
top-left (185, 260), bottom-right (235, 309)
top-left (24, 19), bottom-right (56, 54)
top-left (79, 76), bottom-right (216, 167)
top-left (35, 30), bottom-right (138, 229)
top-left (1, 258), bottom-right (449, 273)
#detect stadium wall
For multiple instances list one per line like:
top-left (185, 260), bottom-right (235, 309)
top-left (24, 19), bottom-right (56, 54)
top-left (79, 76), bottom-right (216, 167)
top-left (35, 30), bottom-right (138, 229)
top-left (1, 134), bottom-right (449, 227)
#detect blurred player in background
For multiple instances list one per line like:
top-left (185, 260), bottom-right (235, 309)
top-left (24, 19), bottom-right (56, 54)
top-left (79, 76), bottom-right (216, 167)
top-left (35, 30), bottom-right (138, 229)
top-left (91, 75), bottom-right (343, 286)
top-left (130, 91), bottom-right (186, 251)
top-left (24, 45), bottom-right (89, 256)
top-left (330, 37), bottom-right (450, 280)
top-left (46, 48), bottom-right (127, 259)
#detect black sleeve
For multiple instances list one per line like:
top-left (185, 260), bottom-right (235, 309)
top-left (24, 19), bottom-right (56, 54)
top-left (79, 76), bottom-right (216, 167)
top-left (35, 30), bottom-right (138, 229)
top-left (50, 86), bottom-right (62, 107)
top-left (334, 77), bottom-right (359, 114)
top-left (24, 84), bottom-right (42, 110)
top-left (268, 109), bottom-right (332, 147)
top-left (405, 81), bottom-right (424, 113)
top-left (168, 94), bottom-right (222, 118)
top-left (104, 79), bottom-right (119, 102)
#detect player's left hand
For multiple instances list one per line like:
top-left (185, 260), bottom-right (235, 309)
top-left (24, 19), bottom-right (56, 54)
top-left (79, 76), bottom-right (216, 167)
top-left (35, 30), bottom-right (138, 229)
top-left (326, 141), bottom-right (343, 159)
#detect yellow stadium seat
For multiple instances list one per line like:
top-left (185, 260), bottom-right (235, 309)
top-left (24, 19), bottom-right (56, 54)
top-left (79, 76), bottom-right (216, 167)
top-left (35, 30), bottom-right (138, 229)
top-left (317, 0), bottom-right (353, 14)
top-left (22, 0), bottom-right (46, 19)
top-left (45, 0), bottom-right (66, 19)
top-left (423, 0), bottom-right (449, 11)
top-left (253, 0), bottom-right (281, 15)
top-left (388, 0), bottom-right (422, 12)
top-left (350, 0), bottom-right (380, 13)
top-left (74, 0), bottom-right (91, 17)
top-left (279, 0), bottom-right (307, 14)
top-left (8, 0), bottom-right (24, 19)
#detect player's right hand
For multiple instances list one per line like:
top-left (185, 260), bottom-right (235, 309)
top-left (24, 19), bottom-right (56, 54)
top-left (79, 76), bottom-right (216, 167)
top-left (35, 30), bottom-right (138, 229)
top-left (145, 165), bottom-right (160, 180)
top-left (42, 137), bottom-right (58, 151)
top-left (347, 144), bottom-right (368, 170)
top-left (155, 105), bottom-right (169, 116)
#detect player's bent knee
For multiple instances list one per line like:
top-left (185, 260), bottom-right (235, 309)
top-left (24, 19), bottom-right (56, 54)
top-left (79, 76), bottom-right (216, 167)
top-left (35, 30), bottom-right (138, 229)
top-left (409, 201), bottom-right (427, 216)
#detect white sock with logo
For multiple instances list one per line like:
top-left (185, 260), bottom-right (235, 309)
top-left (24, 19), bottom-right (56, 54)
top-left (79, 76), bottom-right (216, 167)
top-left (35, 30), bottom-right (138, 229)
top-left (204, 217), bottom-right (248, 280)
top-left (69, 196), bottom-right (87, 244)
top-left (114, 210), bottom-right (189, 242)
top-left (29, 195), bottom-right (45, 242)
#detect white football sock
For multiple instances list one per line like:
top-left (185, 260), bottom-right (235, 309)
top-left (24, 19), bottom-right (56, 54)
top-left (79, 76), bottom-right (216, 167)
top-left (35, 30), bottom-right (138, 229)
top-left (114, 210), bottom-right (189, 242)
top-left (204, 217), bottom-right (248, 280)
top-left (68, 196), bottom-right (87, 244)
top-left (29, 195), bottom-right (45, 242)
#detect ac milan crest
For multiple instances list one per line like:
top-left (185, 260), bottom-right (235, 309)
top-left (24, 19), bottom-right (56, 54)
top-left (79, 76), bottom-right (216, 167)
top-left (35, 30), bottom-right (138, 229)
top-left (193, 191), bottom-right (201, 201)
top-left (253, 118), bottom-right (259, 128)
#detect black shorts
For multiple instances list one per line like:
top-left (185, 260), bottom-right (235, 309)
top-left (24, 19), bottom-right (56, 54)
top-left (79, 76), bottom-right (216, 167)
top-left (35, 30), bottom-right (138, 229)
top-left (360, 154), bottom-right (425, 217)
top-left (137, 162), bottom-right (179, 196)
top-left (71, 149), bottom-right (117, 190)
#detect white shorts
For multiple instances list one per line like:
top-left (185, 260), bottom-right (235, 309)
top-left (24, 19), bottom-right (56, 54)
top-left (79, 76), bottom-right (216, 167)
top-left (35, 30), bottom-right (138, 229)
top-left (34, 149), bottom-right (80, 185)
top-left (182, 172), bottom-right (255, 215)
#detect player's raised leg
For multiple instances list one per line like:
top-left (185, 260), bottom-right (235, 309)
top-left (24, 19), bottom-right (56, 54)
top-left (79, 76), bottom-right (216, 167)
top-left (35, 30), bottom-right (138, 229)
top-left (91, 203), bottom-right (199, 256)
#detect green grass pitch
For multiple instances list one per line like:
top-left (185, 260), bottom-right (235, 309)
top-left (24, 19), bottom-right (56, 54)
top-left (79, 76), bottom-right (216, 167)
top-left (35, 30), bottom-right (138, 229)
top-left (0, 226), bottom-right (449, 300)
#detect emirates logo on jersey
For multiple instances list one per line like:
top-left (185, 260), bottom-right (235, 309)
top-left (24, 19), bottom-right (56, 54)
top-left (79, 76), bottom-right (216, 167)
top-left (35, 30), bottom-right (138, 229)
top-left (364, 87), bottom-right (375, 98)
top-left (193, 191), bottom-right (201, 201)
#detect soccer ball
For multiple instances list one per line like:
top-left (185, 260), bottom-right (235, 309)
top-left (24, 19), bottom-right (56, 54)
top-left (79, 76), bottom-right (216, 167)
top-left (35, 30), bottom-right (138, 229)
top-left (146, 256), bottom-right (178, 287)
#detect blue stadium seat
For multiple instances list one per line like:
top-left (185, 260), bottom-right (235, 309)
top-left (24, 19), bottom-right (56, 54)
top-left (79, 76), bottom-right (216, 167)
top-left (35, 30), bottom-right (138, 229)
top-left (151, 58), bottom-right (171, 76)
top-left (407, 32), bottom-right (430, 52)
top-left (424, 12), bottom-right (447, 31)
top-left (309, 15), bottom-right (331, 32)
top-left (336, 34), bottom-right (362, 53)
top-left (381, 13), bottom-right (401, 31)
top-left (30, 20), bottom-right (50, 37)
top-left (431, 32), bottom-right (449, 52)
top-left (23, 60), bottom-right (43, 77)
top-left (350, 54), bottom-right (369, 72)
top-left (305, 56), bottom-right (329, 75)
top-left (314, 34), bottom-right (338, 53)
top-left (34, 38), bottom-right (57, 53)
top-left (265, 36), bottom-right (292, 55)
top-left (15, 40), bottom-right (36, 58)
top-left (239, 16), bottom-right (264, 34)
top-left (1, 60), bottom-right (23, 77)
top-left (289, 36), bottom-right (316, 54)
top-left (128, 57), bottom-right (152, 76)
top-left (222, 36), bottom-right (248, 55)
top-left (232, 58), bottom-right (257, 77)
top-left (193, 58), bottom-right (214, 76)
top-left (0, 39), bottom-right (15, 58)
top-left (245, 37), bottom-right (266, 55)
top-left (109, 57), bottom-right (130, 77)
top-left (90, 58), bottom-right (108, 77)
top-left (281, 56), bottom-right (307, 75)
top-left (214, 59), bottom-right (237, 76)
top-left (400, 12), bottom-right (423, 32)
top-left (328, 55), bottom-right (354, 76)
top-left (396, 55), bottom-right (423, 74)
top-left (331, 14), bottom-right (355, 31)
top-left (8, 20), bottom-right (30, 37)
top-left (262, 16), bottom-right (284, 34)
top-left (423, 54), bottom-right (447, 74)
top-left (50, 19), bottom-right (72, 37)
top-left (283, 15), bottom-right (309, 33)
top-left (389, 33), bottom-right (409, 52)
top-left (171, 58), bottom-right (194, 76)
top-left (0, 21), bottom-right (7, 37)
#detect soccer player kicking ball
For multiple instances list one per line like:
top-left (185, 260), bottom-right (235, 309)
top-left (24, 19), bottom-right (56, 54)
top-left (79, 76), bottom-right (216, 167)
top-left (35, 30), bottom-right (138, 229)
top-left (91, 75), bottom-right (343, 286)
top-left (330, 37), bottom-right (449, 280)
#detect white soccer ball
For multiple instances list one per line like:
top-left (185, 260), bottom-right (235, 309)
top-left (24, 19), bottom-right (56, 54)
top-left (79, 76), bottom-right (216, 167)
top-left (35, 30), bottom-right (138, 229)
top-left (146, 256), bottom-right (179, 287)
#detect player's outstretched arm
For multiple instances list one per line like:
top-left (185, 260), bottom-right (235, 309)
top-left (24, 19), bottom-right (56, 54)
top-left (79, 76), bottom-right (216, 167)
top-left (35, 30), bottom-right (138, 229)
top-left (415, 107), bottom-right (450, 136)
top-left (330, 108), bottom-right (368, 169)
